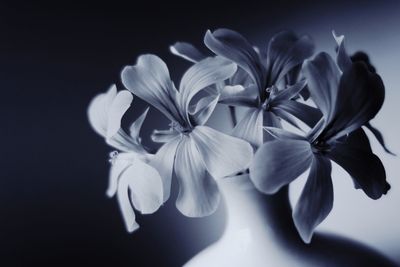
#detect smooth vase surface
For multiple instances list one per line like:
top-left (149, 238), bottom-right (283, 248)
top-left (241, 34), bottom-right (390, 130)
top-left (184, 174), bottom-right (397, 267)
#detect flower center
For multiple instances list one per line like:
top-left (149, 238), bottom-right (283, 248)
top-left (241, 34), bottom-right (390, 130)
top-left (311, 139), bottom-right (331, 154)
top-left (170, 121), bottom-right (192, 134)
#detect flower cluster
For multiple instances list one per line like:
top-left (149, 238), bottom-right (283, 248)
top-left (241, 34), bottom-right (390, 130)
top-left (88, 29), bottom-right (392, 243)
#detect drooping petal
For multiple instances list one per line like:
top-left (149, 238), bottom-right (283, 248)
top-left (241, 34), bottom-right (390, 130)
top-left (88, 84), bottom-right (117, 137)
top-left (332, 31), bottom-right (352, 72)
top-left (293, 155), bottom-right (333, 243)
top-left (121, 54), bottom-right (184, 124)
top-left (249, 139), bottom-right (313, 194)
top-left (302, 52), bottom-right (340, 124)
top-left (231, 108), bottom-right (263, 148)
top-left (324, 61), bottom-right (385, 141)
top-left (116, 158), bottom-right (164, 232)
top-left (174, 135), bottom-right (220, 217)
top-left (365, 122), bottom-right (395, 155)
top-left (129, 107), bottom-right (149, 139)
top-left (149, 136), bottom-right (181, 201)
top-left (178, 56), bottom-right (237, 119)
top-left (204, 29), bottom-right (266, 92)
top-left (106, 90), bottom-right (134, 138)
top-left (191, 126), bottom-right (254, 178)
top-left (328, 138), bottom-right (390, 199)
top-left (266, 31), bottom-right (315, 85)
top-left (170, 42), bottom-right (207, 63)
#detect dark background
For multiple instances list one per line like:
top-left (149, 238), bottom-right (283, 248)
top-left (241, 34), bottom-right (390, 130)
top-left (1, 1), bottom-right (398, 266)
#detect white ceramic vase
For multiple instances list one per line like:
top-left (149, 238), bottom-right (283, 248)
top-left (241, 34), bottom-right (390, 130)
top-left (184, 174), bottom-right (396, 267)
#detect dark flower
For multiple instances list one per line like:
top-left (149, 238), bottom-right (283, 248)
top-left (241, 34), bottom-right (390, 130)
top-left (249, 52), bottom-right (390, 243)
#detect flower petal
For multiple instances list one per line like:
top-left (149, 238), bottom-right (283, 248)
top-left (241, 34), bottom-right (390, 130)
top-left (121, 54), bottom-right (184, 124)
top-left (174, 135), bottom-right (220, 217)
top-left (231, 108), bottom-right (263, 148)
top-left (178, 56), bottom-right (237, 118)
top-left (271, 100), bottom-right (322, 128)
top-left (106, 90), bottom-right (133, 138)
top-left (332, 31), bottom-right (352, 72)
top-left (269, 79), bottom-right (307, 103)
top-left (116, 159), bottom-right (164, 232)
top-left (249, 139), bottom-right (313, 194)
top-left (365, 122), bottom-right (395, 155)
top-left (262, 111), bottom-right (282, 142)
top-left (266, 31), bottom-right (315, 85)
top-left (170, 42), bottom-right (207, 63)
top-left (219, 84), bottom-right (259, 107)
top-left (302, 52), bottom-right (340, 124)
top-left (189, 94), bottom-right (220, 126)
top-left (328, 137), bottom-right (390, 199)
top-left (204, 29), bottom-right (266, 92)
top-left (88, 84), bottom-right (117, 137)
top-left (324, 61), bottom-right (385, 141)
top-left (263, 126), bottom-right (306, 141)
top-left (149, 136), bottom-right (181, 201)
top-left (129, 107), bottom-right (149, 139)
top-left (191, 126), bottom-right (254, 178)
top-left (293, 154), bottom-right (333, 243)
top-left (107, 152), bottom-right (137, 197)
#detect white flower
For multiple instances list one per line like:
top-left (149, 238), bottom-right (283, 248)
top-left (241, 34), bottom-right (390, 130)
top-left (88, 85), bottom-right (163, 232)
top-left (121, 55), bottom-right (254, 217)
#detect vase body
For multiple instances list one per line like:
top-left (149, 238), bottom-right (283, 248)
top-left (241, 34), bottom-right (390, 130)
top-left (184, 174), bottom-right (397, 267)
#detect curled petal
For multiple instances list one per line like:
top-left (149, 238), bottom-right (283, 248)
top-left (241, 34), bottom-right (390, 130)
top-left (249, 139), bottom-right (313, 194)
top-left (174, 136), bottom-right (220, 217)
top-left (293, 155), bottom-right (333, 243)
top-left (179, 56), bottom-right (237, 119)
top-left (116, 159), bottom-right (164, 232)
top-left (191, 126), bottom-right (254, 178)
top-left (232, 108), bottom-right (263, 148)
top-left (189, 94), bottom-right (220, 126)
top-left (204, 28), bottom-right (266, 92)
top-left (170, 42), bottom-right (207, 63)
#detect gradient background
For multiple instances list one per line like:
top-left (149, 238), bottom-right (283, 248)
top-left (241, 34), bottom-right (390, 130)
top-left (1, 1), bottom-right (399, 266)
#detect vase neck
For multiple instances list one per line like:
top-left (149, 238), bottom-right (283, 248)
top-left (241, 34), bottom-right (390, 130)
top-left (218, 175), bottom-right (300, 245)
